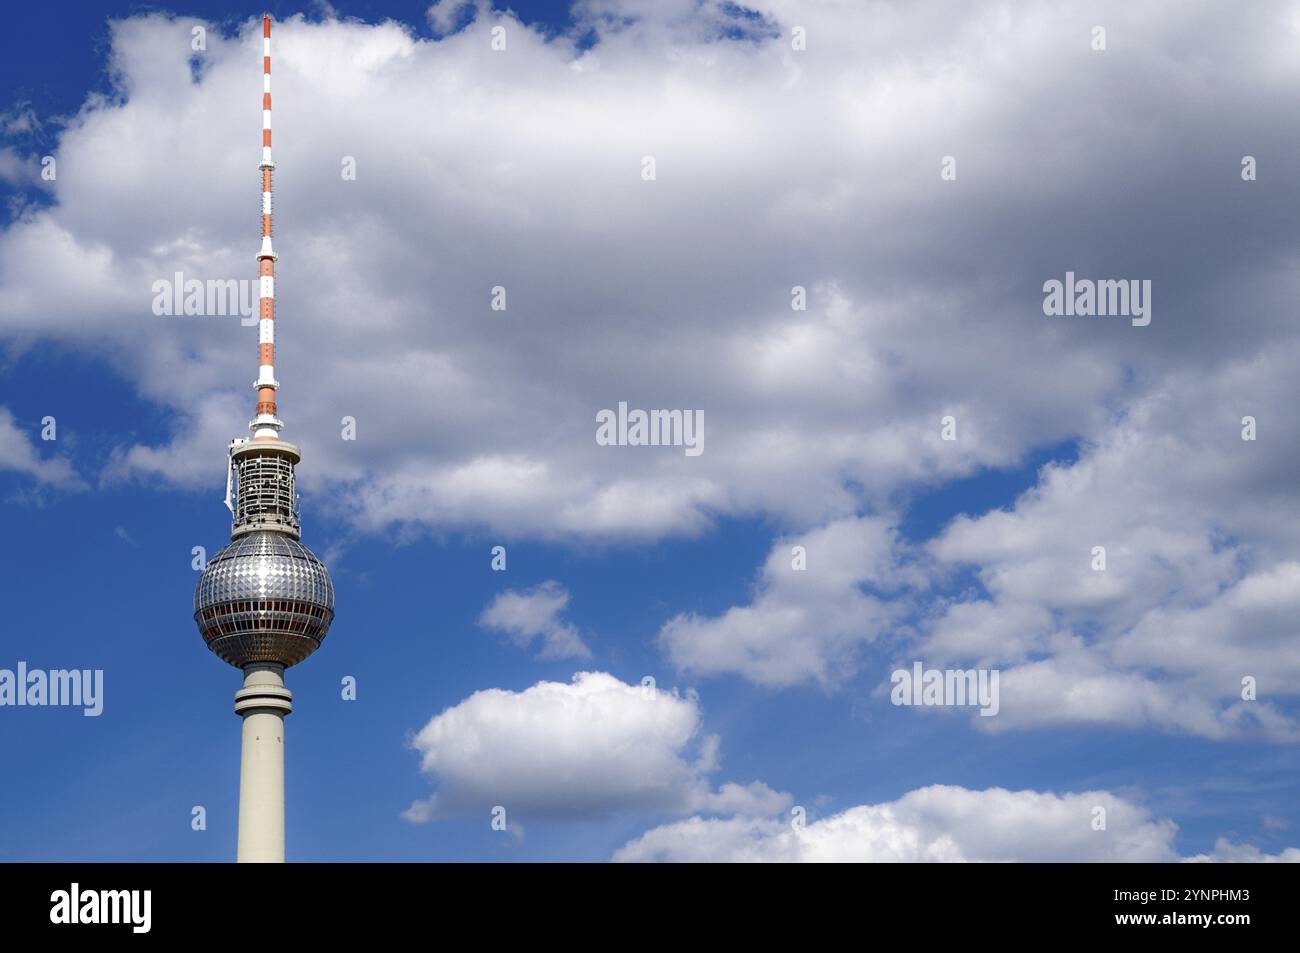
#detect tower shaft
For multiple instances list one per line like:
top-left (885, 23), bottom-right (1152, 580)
top-left (235, 664), bottom-right (292, 863)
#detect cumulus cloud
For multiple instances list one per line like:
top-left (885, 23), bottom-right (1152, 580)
top-left (660, 515), bottom-right (919, 687)
top-left (1184, 839), bottom-right (1300, 864)
top-left (916, 348), bottom-right (1300, 740)
top-left (0, 406), bottom-right (84, 488)
top-left (426, 0), bottom-right (477, 36)
top-left (7, 1), bottom-right (1281, 540)
top-left (403, 671), bottom-right (790, 822)
top-left (478, 580), bottom-right (591, 659)
top-left (615, 784), bottom-right (1300, 863)
top-left (3, 0), bottom-right (1300, 751)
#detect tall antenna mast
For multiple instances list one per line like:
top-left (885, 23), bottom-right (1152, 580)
top-left (253, 13), bottom-right (282, 440)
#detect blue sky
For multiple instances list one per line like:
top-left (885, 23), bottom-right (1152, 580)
top-left (2, 0), bottom-right (1300, 862)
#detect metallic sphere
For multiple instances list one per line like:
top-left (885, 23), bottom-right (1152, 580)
top-left (194, 530), bottom-right (335, 668)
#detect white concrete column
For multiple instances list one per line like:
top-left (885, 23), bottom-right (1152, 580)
top-left (234, 663), bottom-right (293, 863)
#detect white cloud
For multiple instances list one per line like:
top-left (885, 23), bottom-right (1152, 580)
top-left (403, 671), bottom-right (789, 822)
top-left (426, 0), bottom-right (479, 36)
top-left (660, 515), bottom-right (917, 687)
top-left (918, 347), bottom-right (1300, 740)
top-left (615, 784), bottom-right (1300, 863)
top-left (1, 106), bottom-right (41, 137)
top-left (3, 1), bottom-right (1300, 753)
top-left (478, 580), bottom-right (591, 659)
top-left (3, 2), bottom-right (1253, 540)
top-left (1184, 839), bottom-right (1300, 863)
top-left (0, 406), bottom-right (84, 489)
top-left (0, 148), bottom-right (38, 187)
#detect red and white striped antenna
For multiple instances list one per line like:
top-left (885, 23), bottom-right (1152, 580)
top-left (251, 13), bottom-right (282, 440)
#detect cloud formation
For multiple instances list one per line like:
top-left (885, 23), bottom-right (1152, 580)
top-left (9, 1), bottom-right (1293, 543)
top-left (403, 671), bottom-right (789, 822)
top-left (660, 515), bottom-right (918, 687)
top-left (0, 406), bottom-right (84, 488)
top-left (478, 580), bottom-right (592, 659)
top-left (2, 1), bottom-right (1298, 775)
top-left (404, 673), bottom-right (1296, 860)
top-left (615, 784), bottom-right (1300, 863)
top-left (919, 349), bottom-right (1300, 740)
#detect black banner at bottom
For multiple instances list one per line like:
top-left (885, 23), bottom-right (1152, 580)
top-left (2, 862), bottom-right (1287, 940)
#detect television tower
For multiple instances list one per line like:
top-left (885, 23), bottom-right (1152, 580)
top-left (194, 14), bottom-right (336, 863)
